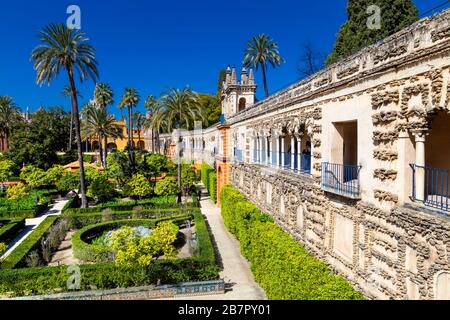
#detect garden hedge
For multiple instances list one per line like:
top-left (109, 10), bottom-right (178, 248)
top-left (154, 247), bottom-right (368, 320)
top-left (0, 188), bottom-right (56, 219)
top-left (201, 163), bottom-right (217, 203)
top-left (0, 218), bottom-right (26, 244)
top-left (61, 195), bottom-right (80, 213)
top-left (62, 196), bottom-right (184, 215)
top-left (0, 210), bottom-right (219, 297)
top-left (220, 185), bottom-right (364, 300)
top-left (0, 259), bottom-right (219, 297)
top-left (64, 207), bottom-right (199, 229)
top-left (0, 216), bottom-right (59, 269)
top-left (72, 215), bottom-right (193, 263)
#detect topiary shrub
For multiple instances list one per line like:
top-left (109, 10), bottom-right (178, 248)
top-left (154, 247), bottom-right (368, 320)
top-left (219, 185), bottom-right (364, 300)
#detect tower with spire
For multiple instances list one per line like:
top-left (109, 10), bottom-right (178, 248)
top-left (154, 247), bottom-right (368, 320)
top-left (220, 65), bottom-right (257, 122)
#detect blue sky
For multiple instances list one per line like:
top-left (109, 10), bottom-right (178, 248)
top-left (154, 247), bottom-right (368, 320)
top-left (0, 0), bottom-right (449, 118)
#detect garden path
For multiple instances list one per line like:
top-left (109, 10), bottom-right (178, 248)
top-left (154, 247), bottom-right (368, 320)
top-left (165, 184), bottom-right (266, 300)
top-left (0, 197), bottom-right (70, 259)
top-left (48, 230), bottom-right (79, 266)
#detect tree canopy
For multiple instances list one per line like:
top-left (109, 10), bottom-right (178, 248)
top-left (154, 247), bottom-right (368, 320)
top-left (7, 107), bottom-right (70, 170)
top-left (326, 0), bottom-right (418, 65)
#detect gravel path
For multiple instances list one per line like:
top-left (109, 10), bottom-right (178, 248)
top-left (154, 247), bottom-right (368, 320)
top-left (167, 185), bottom-right (266, 300)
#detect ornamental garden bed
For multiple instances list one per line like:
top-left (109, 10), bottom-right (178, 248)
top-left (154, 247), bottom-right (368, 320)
top-left (0, 188), bottom-right (57, 219)
top-left (0, 218), bottom-right (26, 244)
top-left (0, 205), bottom-right (218, 297)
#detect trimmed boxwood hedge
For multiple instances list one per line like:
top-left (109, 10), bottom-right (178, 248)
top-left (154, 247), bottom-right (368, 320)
top-left (61, 195), bottom-right (80, 213)
top-left (201, 163), bottom-right (217, 203)
top-left (0, 204), bottom-right (49, 219)
top-left (0, 216), bottom-right (59, 269)
top-left (0, 259), bottom-right (219, 297)
top-left (220, 185), bottom-right (364, 300)
top-left (72, 215), bottom-right (193, 263)
top-left (0, 219), bottom-right (26, 244)
top-left (62, 196), bottom-right (188, 216)
top-left (0, 210), bottom-right (219, 297)
top-left (64, 207), bottom-right (199, 229)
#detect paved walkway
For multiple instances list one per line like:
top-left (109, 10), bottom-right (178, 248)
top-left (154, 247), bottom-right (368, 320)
top-left (168, 185), bottom-right (266, 300)
top-left (1, 197), bottom-right (70, 259)
top-left (48, 230), bottom-right (79, 266)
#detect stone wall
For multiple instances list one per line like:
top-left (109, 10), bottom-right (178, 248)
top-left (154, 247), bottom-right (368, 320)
top-left (231, 164), bottom-right (450, 300)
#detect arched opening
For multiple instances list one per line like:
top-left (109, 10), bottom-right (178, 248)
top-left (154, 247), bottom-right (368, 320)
top-left (238, 98), bottom-right (246, 112)
top-left (106, 143), bottom-right (118, 152)
top-left (137, 141), bottom-right (145, 150)
top-left (91, 140), bottom-right (100, 152)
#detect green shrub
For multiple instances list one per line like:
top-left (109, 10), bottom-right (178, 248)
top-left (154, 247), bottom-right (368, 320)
top-left (220, 185), bottom-right (364, 300)
top-left (0, 202), bottom-right (220, 297)
top-left (201, 163), bottom-right (213, 189)
top-left (0, 259), bottom-right (219, 297)
top-left (0, 216), bottom-right (59, 269)
top-left (201, 163), bottom-right (217, 202)
top-left (154, 177), bottom-right (178, 197)
top-left (62, 196), bottom-right (180, 216)
top-left (72, 216), bottom-right (193, 263)
top-left (0, 188), bottom-right (56, 218)
top-left (208, 173), bottom-right (217, 203)
top-left (0, 219), bottom-right (26, 244)
top-left (65, 207), bottom-right (197, 229)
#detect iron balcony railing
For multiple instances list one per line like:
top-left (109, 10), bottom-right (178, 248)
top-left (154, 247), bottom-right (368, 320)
top-left (411, 164), bottom-right (450, 212)
top-left (321, 162), bottom-right (362, 199)
top-left (234, 148), bottom-right (244, 163)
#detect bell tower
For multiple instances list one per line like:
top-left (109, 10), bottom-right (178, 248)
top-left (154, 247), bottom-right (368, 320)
top-left (220, 65), bottom-right (257, 122)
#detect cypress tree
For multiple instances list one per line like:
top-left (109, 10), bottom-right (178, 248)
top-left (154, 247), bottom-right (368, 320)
top-left (217, 69), bottom-right (226, 96)
top-left (326, 0), bottom-right (418, 65)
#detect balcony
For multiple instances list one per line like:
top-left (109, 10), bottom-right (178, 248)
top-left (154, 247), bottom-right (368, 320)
top-left (321, 162), bottom-right (362, 199)
top-left (249, 149), bottom-right (311, 175)
top-left (411, 164), bottom-right (450, 212)
top-left (234, 148), bottom-right (244, 163)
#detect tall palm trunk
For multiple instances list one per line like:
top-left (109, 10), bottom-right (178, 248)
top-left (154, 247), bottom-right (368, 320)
top-left (5, 132), bottom-right (9, 150)
top-left (261, 61), bottom-right (269, 98)
top-left (68, 68), bottom-right (88, 208)
top-left (127, 106), bottom-right (134, 167)
top-left (98, 134), bottom-right (104, 167)
top-left (137, 127), bottom-right (141, 150)
top-left (151, 128), bottom-right (155, 152)
top-left (103, 135), bottom-right (108, 169)
top-left (176, 111), bottom-right (182, 203)
top-left (68, 111), bottom-right (73, 151)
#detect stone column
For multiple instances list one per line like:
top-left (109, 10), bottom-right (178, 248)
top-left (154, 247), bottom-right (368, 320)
top-left (297, 135), bottom-right (302, 173)
top-left (267, 136), bottom-right (273, 165)
top-left (291, 136), bottom-right (295, 170)
top-left (265, 135), bottom-right (270, 165)
top-left (280, 135), bottom-right (285, 169)
top-left (259, 136), bottom-right (264, 164)
top-left (275, 135), bottom-right (280, 168)
top-left (413, 131), bottom-right (427, 201)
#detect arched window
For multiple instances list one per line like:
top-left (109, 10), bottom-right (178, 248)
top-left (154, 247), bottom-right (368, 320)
top-left (238, 98), bottom-right (246, 112)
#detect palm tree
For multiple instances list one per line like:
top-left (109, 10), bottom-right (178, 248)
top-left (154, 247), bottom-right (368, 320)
top-left (144, 95), bottom-right (158, 152)
top-left (94, 83), bottom-right (114, 165)
top-left (62, 85), bottom-right (83, 151)
top-left (81, 104), bottom-right (123, 169)
top-left (94, 83), bottom-right (114, 109)
top-left (119, 88), bottom-right (140, 165)
top-left (243, 34), bottom-right (284, 98)
top-left (152, 87), bottom-right (204, 202)
top-left (133, 111), bottom-right (147, 150)
top-left (31, 23), bottom-right (99, 208)
top-left (0, 96), bottom-right (21, 151)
